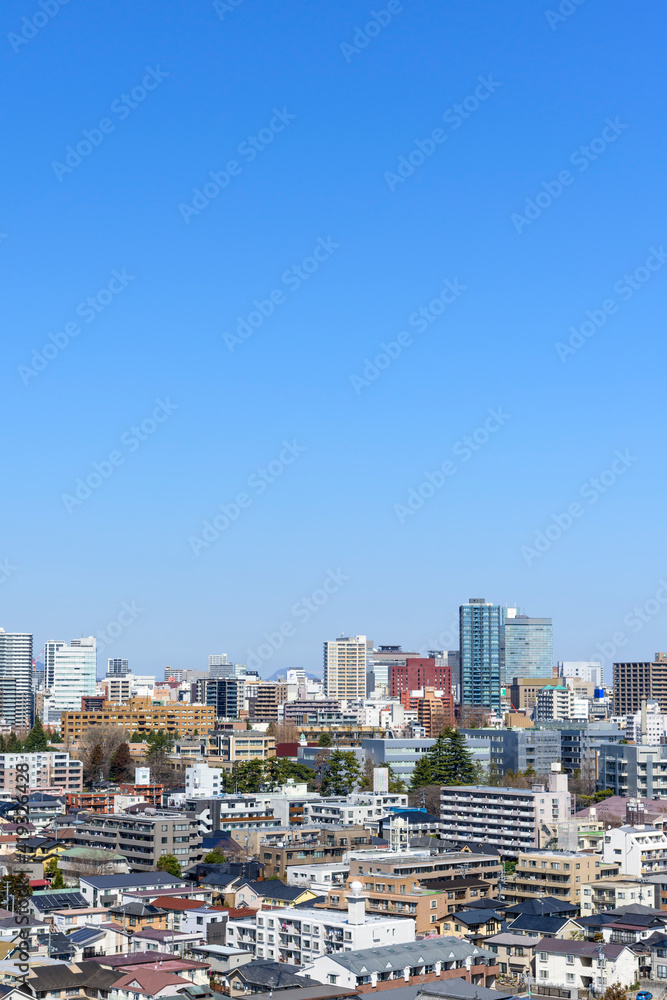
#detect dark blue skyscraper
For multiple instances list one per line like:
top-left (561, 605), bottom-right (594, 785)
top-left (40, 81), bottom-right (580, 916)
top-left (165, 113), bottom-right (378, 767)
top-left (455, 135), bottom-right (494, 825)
top-left (459, 598), bottom-right (503, 710)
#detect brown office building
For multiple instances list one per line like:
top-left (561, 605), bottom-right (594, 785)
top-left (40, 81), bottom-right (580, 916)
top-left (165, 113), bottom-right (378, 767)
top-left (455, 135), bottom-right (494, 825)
top-left (613, 654), bottom-right (667, 715)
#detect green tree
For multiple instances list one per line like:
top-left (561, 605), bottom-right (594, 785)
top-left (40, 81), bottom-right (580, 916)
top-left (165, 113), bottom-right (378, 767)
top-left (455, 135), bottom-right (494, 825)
top-left (109, 742), bottom-right (133, 783)
top-left (146, 730), bottom-right (173, 752)
top-left (320, 750), bottom-right (362, 796)
top-left (409, 753), bottom-right (434, 790)
top-left (24, 719), bottom-right (49, 753)
top-left (50, 868), bottom-right (65, 889)
top-left (145, 730), bottom-right (175, 785)
top-left (156, 854), bottom-right (181, 877)
top-left (430, 729), bottom-right (478, 786)
top-left (603, 984), bottom-right (626, 1000)
top-left (0, 735), bottom-right (6, 754)
top-left (130, 731), bottom-right (144, 743)
top-left (86, 744), bottom-right (105, 783)
top-left (6, 733), bottom-right (22, 752)
top-left (230, 759), bottom-right (265, 793)
top-left (383, 763), bottom-right (407, 793)
top-left (204, 850), bottom-right (226, 863)
top-left (0, 872), bottom-right (32, 902)
top-left (47, 728), bottom-right (63, 744)
top-left (317, 732), bottom-right (332, 747)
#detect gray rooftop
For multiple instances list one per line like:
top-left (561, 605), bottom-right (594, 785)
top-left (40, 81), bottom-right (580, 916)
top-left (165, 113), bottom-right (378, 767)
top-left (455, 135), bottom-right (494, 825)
top-left (305, 937), bottom-right (494, 975)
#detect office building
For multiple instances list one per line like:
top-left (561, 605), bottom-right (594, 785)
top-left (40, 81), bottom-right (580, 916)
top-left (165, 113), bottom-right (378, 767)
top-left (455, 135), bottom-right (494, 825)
top-left (389, 656), bottom-right (452, 700)
top-left (369, 646), bottom-right (419, 696)
top-left (509, 677), bottom-right (554, 713)
top-left (44, 636), bottom-right (96, 723)
top-left (102, 675), bottom-right (131, 705)
top-left (503, 615), bottom-right (553, 682)
top-left (107, 658), bottom-right (129, 677)
top-left (613, 654), bottom-right (667, 715)
top-left (459, 599), bottom-right (504, 710)
top-left (559, 661), bottom-right (603, 686)
top-left (324, 635), bottom-right (370, 701)
top-left (208, 654), bottom-right (228, 668)
top-left (439, 766), bottom-right (572, 853)
top-left (0, 627), bottom-right (33, 728)
top-left (459, 727), bottom-right (561, 776)
top-left (194, 676), bottom-right (245, 719)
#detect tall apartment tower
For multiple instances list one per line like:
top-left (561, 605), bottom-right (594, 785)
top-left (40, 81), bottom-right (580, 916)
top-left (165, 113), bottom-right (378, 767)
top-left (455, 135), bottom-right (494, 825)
top-left (459, 599), bottom-right (503, 710)
top-left (503, 615), bottom-right (553, 683)
top-left (45, 637), bottom-right (97, 722)
top-left (324, 635), bottom-right (370, 701)
top-left (107, 658), bottom-right (129, 677)
top-left (613, 654), bottom-right (667, 715)
top-left (0, 628), bottom-right (33, 728)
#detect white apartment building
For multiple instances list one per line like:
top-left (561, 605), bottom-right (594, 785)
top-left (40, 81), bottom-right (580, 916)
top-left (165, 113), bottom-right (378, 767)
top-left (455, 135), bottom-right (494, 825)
top-left (535, 685), bottom-right (577, 722)
top-left (102, 675), bottom-right (131, 704)
top-left (558, 661), bottom-right (603, 686)
top-left (0, 751), bottom-right (83, 793)
top-left (324, 635), bottom-right (370, 701)
top-left (535, 940), bottom-right (638, 991)
top-left (440, 766), bottom-right (572, 853)
top-left (286, 863), bottom-right (349, 889)
top-left (580, 875), bottom-right (658, 913)
top-left (0, 628), bottom-right (33, 729)
top-left (185, 763), bottom-right (222, 798)
top-left (45, 636), bottom-right (97, 720)
top-left (602, 824), bottom-right (667, 876)
top-left (228, 884), bottom-right (414, 964)
top-left (625, 702), bottom-right (667, 745)
top-left (303, 791), bottom-right (408, 826)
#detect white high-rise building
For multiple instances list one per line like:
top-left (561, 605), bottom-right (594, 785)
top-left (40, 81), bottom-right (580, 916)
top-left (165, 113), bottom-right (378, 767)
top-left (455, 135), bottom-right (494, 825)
top-left (558, 661), bottom-right (603, 686)
top-left (324, 635), bottom-right (369, 700)
top-left (46, 637), bottom-right (97, 721)
top-left (0, 629), bottom-right (33, 728)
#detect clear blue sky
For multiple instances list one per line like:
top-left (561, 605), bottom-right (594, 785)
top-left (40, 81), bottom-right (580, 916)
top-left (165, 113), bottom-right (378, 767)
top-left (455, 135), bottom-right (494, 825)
top-left (3, 0), bottom-right (666, 681)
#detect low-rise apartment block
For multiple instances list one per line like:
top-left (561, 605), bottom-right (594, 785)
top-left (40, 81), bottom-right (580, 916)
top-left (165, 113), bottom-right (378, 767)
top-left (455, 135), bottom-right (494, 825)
top-left (232, 886), bottom-right (415, 964)
top-left (347, 847), bottom-right (502, 891)
top-left (302, 791), bottom-right (408, 826)
top-left (602, 823), bottom-right (667, 876)
top-left (581, 874), bottom-right (658, 913)
top-left (504, 850), bottom-right (620, 906)
top-left (440, 767), bottom-right (571, 853)
top-left (317, 873), bottom-right (452, 934)
top-left (72, 810), bottom-right (203, 871)
top-left (261, 827), bottom-right (373, 880)
top-left (0, 751), bottom-right (83, 793)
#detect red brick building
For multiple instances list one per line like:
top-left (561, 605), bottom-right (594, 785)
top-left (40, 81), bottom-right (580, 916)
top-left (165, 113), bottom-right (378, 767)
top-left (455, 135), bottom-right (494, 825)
top-left (390, 657), bottom-right (452, 699)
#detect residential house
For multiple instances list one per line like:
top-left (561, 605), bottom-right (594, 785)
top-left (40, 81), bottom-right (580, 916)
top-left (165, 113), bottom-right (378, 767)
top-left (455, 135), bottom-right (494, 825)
top-left (78, 872), bottom-right (190, 908)
top-left (533, 938), bottom-right (639, 991)
top-left (506, 913), bottom-right (584, 940)
top-left (484, 933), bottom-right (537, 980)
top-left (439, 909), bottom-right (503, 939)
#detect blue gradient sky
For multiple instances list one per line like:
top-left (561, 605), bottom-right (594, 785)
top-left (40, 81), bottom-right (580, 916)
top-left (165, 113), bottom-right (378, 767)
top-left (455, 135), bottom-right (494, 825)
top-left (3, 0), bottom-right (666, 681)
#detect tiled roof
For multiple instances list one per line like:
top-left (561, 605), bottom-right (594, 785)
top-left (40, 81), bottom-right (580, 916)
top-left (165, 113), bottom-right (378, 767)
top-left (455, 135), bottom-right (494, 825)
top-left (312, 937), bottom-right (495, 975)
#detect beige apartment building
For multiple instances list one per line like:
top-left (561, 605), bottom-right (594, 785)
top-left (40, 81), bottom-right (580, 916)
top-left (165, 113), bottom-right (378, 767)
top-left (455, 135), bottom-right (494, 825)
top-left (323, 635), bottom-right (369, 700)
top-left (580, 874), bottom-right (658, 913)
top-left (613, 654), bottom-right (667, 714)
top-left (504, 849), bottom-right (620, 905)
top-left (509, 678), bottom-right (554, 713)
top-left (61, 700), bottom-right (215, 742)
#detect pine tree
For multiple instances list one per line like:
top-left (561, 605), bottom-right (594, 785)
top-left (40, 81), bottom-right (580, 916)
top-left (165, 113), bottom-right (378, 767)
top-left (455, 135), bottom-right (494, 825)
top-left (428, 729), bottom-right (456, 784)
top-left (409, 753), bottom-right (434, 790)
top-left (130, 732), bottom-right (144, 743)
top-left (0, 735), bottom-right (6, 753)
top-left (109, 743), bottom-right (133, 783)
top-left (441, 729), bottom-right (478, 785)
top-left (317, 732), bottom-right (332, 747)
top-left (51, 868), bottom-right (65, 889)
top-left (320, 749), bottom-right (361, 795)
top-left (24, 718), bottom-right (49, 753)
top-left (156, 854), bottom-right (182, 877)
top-left (6, 733), bottom-right (22, 752)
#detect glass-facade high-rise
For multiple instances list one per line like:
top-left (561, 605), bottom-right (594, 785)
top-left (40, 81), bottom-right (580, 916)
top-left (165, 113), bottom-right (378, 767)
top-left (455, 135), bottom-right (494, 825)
top-left (459, 599), bottom-right (503, 710)
top-left (503, 615), bottom-right (553, 684)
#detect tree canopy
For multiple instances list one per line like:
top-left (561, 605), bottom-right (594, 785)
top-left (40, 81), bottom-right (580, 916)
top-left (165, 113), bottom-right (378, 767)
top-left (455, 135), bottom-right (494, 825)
top-left (409, 728), bottom-right (479, 790)
top-left (156, 854), bottom-right (182, 877)
top-left (320, 749), bottom-right (362, 796)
